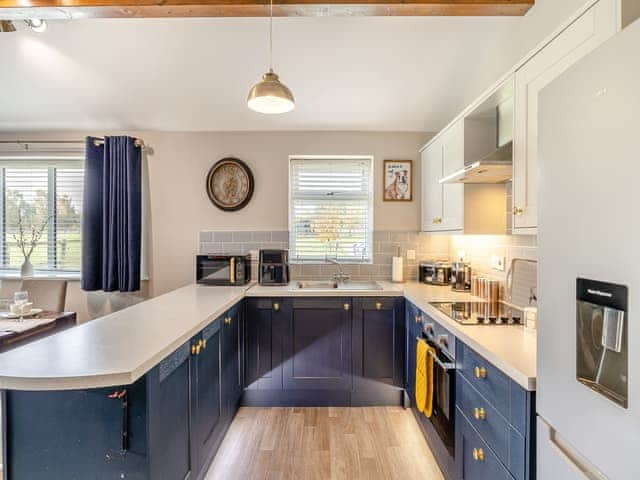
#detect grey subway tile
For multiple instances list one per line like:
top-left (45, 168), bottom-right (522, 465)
top-left (200, 231), bottom-right (212, 243)
top-left (232, 231), bottom-right (253, 242)
top-left (252, 231), bottom-right (272, 242)
top-left (271, 231), bottom-right (289, 242)
top-left (213, 232), bottom-right (233, 242)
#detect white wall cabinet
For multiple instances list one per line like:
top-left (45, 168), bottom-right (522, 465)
top-left (421, 120), bottom-right (464, 233)
top-left (512, 0), bottom-right (619, 234)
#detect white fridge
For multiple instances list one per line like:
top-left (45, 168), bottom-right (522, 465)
top-left (537, 18), bottom-right (640, 480)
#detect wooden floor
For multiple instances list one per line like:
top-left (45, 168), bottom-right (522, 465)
top-left (205, 407), bottom-right (445, 480)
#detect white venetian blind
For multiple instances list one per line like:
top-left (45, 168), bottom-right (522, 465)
top-left (0, 159), bottom-right (84, 273)
top-left (289, 156), bottom-right (373, 263)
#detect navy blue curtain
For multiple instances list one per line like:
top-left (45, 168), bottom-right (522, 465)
top-left (81, 136), bottom-right (142, 292)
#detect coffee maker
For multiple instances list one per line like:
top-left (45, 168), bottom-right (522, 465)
top-left (259, 249), bottom-right (289, 286)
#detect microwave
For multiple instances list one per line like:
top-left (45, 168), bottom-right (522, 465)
top-left (196, 255), bottom-right (251, 286)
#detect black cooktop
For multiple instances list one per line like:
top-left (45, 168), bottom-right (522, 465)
top-left (430, 302), bottom-right (524, 326)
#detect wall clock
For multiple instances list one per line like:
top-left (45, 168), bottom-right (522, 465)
top-left (206, 157), bottom-right (255, 211)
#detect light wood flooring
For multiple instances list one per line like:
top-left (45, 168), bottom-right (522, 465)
top-left (205, 407), bottom-right (445, 480)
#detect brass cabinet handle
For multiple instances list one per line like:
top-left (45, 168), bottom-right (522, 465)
top-left (196, 344), bottom-right (202, 355)
top-left (191, 344), bottom-right (197, 355)
top-left (474, 366), bottom-right (488, 379)
top-left (224, 316), bottom-right (232, 325)
top-left (273, 302), bottom-right (280, 312)
top-left (344, 303), bottom-right (350, 311)
top-left (415, 314), bottom-right (422, 324)
top-left (202, 338), bottom-right (207, 349)
top-left (472, 448), bottom-right (485, 462)
top-left (474, 407), bottom-right (487, 420)
top-left (375, 302), bottom-right (382, 311)
top-left (513, 206), bottom-right (524, 215)
top-left (433, 217), bottom-right (443, 224)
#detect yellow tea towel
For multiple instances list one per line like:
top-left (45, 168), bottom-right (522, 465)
top-left (415, 339), bottom-right (436, 417)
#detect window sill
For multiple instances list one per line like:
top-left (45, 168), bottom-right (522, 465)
top-left (0, 271), bottom-right (81, 281)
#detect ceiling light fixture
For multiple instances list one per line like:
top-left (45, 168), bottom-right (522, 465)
top-left (0, 20), bottom-right (16, 33)
top-left (25, 19), bottom-right (47, 33)
top-left (247, 0), bottom-right (295, 114)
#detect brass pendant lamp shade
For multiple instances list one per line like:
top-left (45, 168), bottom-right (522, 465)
top-left (247, 0), bottom-right (295, 114)
top-left (247, 69), bottom-right (295, 114)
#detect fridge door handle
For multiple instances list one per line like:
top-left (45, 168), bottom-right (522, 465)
top-left (540, 417), bottom-right (608, 480)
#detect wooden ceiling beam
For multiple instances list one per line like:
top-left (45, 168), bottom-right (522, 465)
top-left (0, 1), bottom-right (534, 19)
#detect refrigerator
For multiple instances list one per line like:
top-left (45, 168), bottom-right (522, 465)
top-left (537, 18), bottom-right (640, 480)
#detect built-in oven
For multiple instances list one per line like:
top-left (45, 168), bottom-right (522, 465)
top-left (417, 331), bottom-right (456, 456)
top-left (196, 254), bottom-right (251, 286)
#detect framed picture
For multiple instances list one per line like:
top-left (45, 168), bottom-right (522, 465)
top-left (383, 160), bottom-right (413, 201)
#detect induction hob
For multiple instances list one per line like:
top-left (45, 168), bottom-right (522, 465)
top-left (430, 301), bottom-right (524, 325)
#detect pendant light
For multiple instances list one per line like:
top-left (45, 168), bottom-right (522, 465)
top-left (247, 0), bottom-right (295, 114)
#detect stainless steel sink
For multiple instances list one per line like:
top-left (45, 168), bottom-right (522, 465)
top-left (295, 280), bottom-right (382, 291)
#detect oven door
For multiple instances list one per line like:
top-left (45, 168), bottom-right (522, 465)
top-left (196, 256), bottom-right (233, 285)
top-left (428, 341), bottom-right (456, 456)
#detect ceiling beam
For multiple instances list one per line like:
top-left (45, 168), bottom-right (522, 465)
top-left (0, 1), bottom-right (534, 20)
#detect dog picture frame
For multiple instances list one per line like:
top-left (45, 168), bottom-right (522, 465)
top-left (383, 160), bottom-right (413, 201)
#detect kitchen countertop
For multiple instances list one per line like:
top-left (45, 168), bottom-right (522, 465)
top-left (0, 281), bottom-right (536, 392)
top-left (402, 283), bottom-right (537, 391)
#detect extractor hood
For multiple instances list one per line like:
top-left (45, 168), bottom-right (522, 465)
top-left (439, 141), bottom-right (512, 184)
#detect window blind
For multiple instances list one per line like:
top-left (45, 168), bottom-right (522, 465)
top-left (289, 156), bottom-right (373, 263)
top-left (0, 159), bottom-right (84, 273)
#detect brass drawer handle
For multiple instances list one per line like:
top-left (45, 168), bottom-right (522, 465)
top-left (273, 302), bottom-right (280, 312)
top-left (474, 366), bottom-right (487, 379)
top-left (472, 448), bottom-right (485, 462)
top-left (344, 303), bottom-right (350, 311)
top-left (474, 407), bottom-right (486, 420)
top-left (191, 344), bottom-right (197, 355)
top-left (415, 314), bottom-right (422, 323)
top-left (224, 316), bottom-right (232, 325)
top-left (433, 217), bottom-right (442, 224)
top-left (513, 206), bottom-right (524, 215)
top-left (202, 338), bottom-right (207, 349)
top-left (375, 302), bottom-right (382, 311)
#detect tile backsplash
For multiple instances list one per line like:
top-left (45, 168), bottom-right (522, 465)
top-left (198, 229), bottom-right (537, 286)
top-left (199, 230), bottom-right (449, 282)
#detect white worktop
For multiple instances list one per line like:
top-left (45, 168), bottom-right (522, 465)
top-left (0, 281), bottom-right (536, 392)
top-left (402, 283), bottom-right (537, 391)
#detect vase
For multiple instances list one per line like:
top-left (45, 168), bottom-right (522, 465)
top-left (20, 258), bottom-right (34, 278)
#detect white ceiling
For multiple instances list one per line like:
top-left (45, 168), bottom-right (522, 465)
top-left (0, 16), bottom-right (521, 132)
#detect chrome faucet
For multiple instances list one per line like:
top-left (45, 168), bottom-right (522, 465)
top-left (327, 257), bottom-right (350, 283)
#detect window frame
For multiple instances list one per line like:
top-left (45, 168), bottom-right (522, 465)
top-left (288, 155), bottom-right (375, 265)
top-left (0, 154), bottom-right (85, 278)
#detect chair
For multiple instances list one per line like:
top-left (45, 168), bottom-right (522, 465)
top-left (19, 279), bottom-right (68, 313)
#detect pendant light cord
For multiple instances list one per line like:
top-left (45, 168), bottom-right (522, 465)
top-left (269, 0), bottom-right (273, 71)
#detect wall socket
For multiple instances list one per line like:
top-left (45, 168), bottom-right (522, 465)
top-left (491, 254), bottom-right (506, 271)
top-left (406, 250), bottom-right (416, 260)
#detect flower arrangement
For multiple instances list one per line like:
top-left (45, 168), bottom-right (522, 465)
top-left (12, 209), bottom-right (50, 277)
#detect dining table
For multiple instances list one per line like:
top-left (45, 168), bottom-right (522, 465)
top-left (0, 311), bottom-right (77, 353)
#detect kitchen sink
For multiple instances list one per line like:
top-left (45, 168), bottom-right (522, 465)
top-left (295, 280), bottom-right (383, 291)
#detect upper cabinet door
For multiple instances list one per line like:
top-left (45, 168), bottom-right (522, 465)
top-left (421, 137), bottom-right (443, 232)
top-left (512, 0), bottom-right (618, 233)
top-left (441, 120), bottom-right (464, 232)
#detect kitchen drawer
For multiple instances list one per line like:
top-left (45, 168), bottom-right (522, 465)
top-left (456, 407), bottom-right (515, 480)
top-left (457, 341), bottom-right (526, 433)
top-left (457, 373), bottom-right (526, 480)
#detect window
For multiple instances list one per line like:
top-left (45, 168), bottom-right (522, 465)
top-left (289, 156), bottom-right (373, 263)
top-left (0, 159), bottom-right (84, 274)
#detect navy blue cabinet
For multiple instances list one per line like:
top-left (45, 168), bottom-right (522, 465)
top-left (283, 297), bottom-right (352, 392)
top-left (244, 298), bottom-right (284, 391)
top-left (352, 297), bottom-right (405, 405)
top-left (222, 303), bottom-right (242, 423)
top-left (191, 321), bottom-right (223, 474)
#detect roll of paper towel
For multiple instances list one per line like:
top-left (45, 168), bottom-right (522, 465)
top-left (392, 256), bottom-right (403, 283)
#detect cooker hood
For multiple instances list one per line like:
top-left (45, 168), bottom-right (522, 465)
top-left (439, 141), bottom-right (512, 184)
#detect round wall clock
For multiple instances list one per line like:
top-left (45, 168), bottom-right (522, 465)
top-left (206, 157), bottom-right (255, 211)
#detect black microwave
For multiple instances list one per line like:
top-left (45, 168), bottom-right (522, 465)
top-left (196, 255), bottom-right (251, 286)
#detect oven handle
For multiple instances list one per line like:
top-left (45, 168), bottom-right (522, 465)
top-left (417, 336), bottom-right (456, 371)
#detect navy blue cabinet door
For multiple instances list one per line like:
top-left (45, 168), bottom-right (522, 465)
top-left (148, 342), bottom-right (195, 480)
top-left (353, 297), bottom-right (405, 387)
top-left (222, 304), bottom-right (242, 422)
top-left (245, 298), bottom-right (285, 390)
top-left (191, 321), bottom-right (223, 471)
top-left (283, 297), bottom-right (352, 390)
top-left (405, 301), bottom-right (423, 405)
